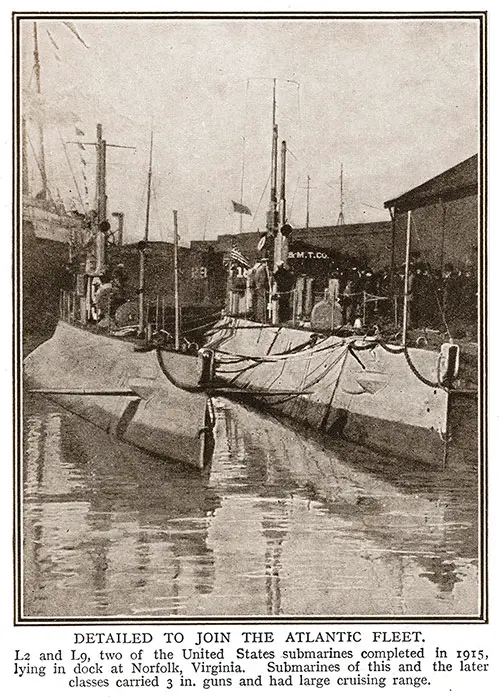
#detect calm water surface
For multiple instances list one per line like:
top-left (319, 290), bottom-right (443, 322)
top-left (22, 394), bottom-right (479, 618)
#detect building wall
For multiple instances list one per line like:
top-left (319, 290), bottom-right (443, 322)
top-left (111, 220), bottom-right (396, 311)
top-left (392, 194), bottom-right (478, 272)
top-left (115, 242), bottom-right (226, 308)
top-left (215, 220), bottom-right (393, 270)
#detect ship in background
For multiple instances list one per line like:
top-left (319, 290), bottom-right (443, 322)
top-left (22, 169), bottom-right (85, 345)
top-left (21, 22), bottom-right (88, 346)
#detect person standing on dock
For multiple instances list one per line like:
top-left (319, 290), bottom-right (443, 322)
top-left (341, 275), bottom-right (355, 325)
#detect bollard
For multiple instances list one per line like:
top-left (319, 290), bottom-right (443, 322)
top-left (198, 348), bottom-right (215, 386)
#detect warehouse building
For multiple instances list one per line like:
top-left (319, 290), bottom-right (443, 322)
top-left (384, 154), bottom-right (478, 273)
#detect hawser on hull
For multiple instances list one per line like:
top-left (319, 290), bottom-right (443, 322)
top-left (206, 317), bottom-right (476, 467)
top-left (24, 321), bottom-right (215, 469)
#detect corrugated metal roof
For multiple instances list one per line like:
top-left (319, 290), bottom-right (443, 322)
top-left (384, 154), bottom-right (478, 212)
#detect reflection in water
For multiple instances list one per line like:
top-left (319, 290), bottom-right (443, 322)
top-left (22, 394), bottom-right (479, 618)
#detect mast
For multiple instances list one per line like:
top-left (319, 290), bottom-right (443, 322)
top-left (95, 124), bottom-right (107, 274)
top-left (22, 118), bottom-right (29, 196)
top-left (33, 22), bottom-right (48, 200)
top-left (306, 174), bottom-right (311, 231)
top-left (138, 131), bottom-right (154, 336)
top-left (276, 139), bottom-right (288, 267)
top-left (279, 140), bottom-right (287, 236)
top-left (173, 210), bottom-right (181, 351)
top-left (267, 79), bottom-right (279, 250)
top-left (402, 210), bottom-right (412, 346)
top-left (144, 132), bottom-right (153, 242)
top-left (271, 139), bottom-right (288, 324)
top-left (239, 134), bottom-right (245, 234)
top-left (337, 163), bottom-right (345, 226)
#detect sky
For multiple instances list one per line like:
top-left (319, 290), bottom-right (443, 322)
top-left (21, 16), bottom-right (480, 246)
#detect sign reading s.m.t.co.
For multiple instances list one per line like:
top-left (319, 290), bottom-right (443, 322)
top-left (288, 250), bottom-right (331, 260)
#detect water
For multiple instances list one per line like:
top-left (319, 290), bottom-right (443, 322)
top-left (22, 394), bottom-right (479, 618)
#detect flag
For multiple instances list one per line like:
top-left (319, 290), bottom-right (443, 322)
top-left (231, 200), bottom-right (251, 216)
top-left (75, 126), bottom-right (86, 150)
top-left (224, 247), bottom-right (250, 269)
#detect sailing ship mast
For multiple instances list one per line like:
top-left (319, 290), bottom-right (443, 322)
top-left (32, 22), bottom-right (48, 200)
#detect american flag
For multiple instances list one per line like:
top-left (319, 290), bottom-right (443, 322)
top-left (223, 247), bottom-right (250, 269)
top-left (231, 200), bottom-right (252, 215)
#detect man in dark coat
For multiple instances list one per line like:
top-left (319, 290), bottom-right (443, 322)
top-left (273, 261), bottom-right (295, 323)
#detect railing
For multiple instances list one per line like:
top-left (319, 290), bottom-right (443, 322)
top-left (59, 289), bottom-right (221, 347)
top-left (60, 289), bottom-right (80, 324)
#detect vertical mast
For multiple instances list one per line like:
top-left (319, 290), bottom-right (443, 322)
top-left (271, 140), bottom-right (288, 324)
top-left (402, 210), bottom-right (412, 346)
top-left (144, 131), bottom-right (153, 242)
top-left (33, 22), bottom-right (48, 199)
top-left (138, 131), bottom-right (153, 336)
top-left (173, 210), bottom-right (181, 351)
top-left (306, 174), bottom-right (311, 231)
top-left (96, 124), bottom-right (107, 221)
top-left (95, 124), bottom-right (107, 274)
top-left (276, 139), bottom-right (288, 266)
top-left (337, 163), bottom-right (345, 226)
top-left (271, 79), bottom-right (278, 221)
top-left (239, 134), bottom-right (245, 235)
top-left (22, 118), bottom-right (29, 196)
top-left (279, 140), bottom-right (287, 231)
top-left (272, 138), bottom-right (290, 327)
top-left (267, 79), bottom-right (279, 247)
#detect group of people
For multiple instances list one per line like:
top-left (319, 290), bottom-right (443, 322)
top-left (227, 257), bottom-right (296, 324)
top-left (331, 259), bottom-right (477, 331)
top-left (227, 254), bottom-right (478, 332)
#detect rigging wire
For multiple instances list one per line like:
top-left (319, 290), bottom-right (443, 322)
top-left (57, 126), bottom-right (86, 212)
top-left (252, 168), bottom-right (272, 225)
top-left (239, 79), bottom-right (250, 209)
